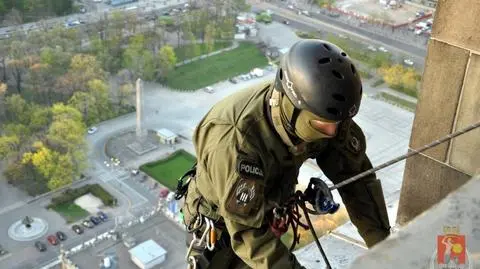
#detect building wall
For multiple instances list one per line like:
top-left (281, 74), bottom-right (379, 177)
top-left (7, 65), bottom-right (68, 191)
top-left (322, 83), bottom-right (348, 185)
top-left (396, 0), bottom-right (480, 225)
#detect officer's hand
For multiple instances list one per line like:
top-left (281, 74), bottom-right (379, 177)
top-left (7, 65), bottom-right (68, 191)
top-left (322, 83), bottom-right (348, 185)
top-left (304, 177), bottom-right (340, 215)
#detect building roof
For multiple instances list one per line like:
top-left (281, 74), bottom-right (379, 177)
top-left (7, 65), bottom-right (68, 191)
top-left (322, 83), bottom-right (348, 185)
top-left (156, 128), bottom-right (177, 139)
top-left (128, 239), bottom-right (167, 264)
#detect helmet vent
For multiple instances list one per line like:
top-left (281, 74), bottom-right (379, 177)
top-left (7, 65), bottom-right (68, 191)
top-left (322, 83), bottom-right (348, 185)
top-left (332, 70), bottom-right (344, 79)
top-left (341, 52), bottom-right (347, 57)
top-left (351, 64), bottom-right (356, 75)
top-left (327, 107), bottom-right (340, 116)
top-left (279, 68), bottom-right (283, 80)
top-left (323, 43), bottom-right (331, 51)
top-left (332, 93), bottom-right (346, 102)
top-left (318, 58), bottom-right (331, 64)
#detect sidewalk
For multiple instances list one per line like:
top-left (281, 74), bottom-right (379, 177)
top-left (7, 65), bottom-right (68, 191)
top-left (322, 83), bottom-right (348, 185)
top-left (175, 41), bottom-right (240, 67)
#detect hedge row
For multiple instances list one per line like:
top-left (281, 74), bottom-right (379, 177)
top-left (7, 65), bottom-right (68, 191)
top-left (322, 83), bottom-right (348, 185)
top-left (47, 184), bottom-right (117, 209)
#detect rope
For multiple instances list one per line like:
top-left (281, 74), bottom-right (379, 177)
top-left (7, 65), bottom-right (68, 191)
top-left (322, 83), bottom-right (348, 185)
top-left (331, 120), bottom-right (480, 190)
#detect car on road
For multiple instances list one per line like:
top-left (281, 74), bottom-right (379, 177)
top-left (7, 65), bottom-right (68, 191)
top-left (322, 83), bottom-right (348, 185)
top-left (403, 59), bottom-right (415, 66)
top-left (56, 231), bottom-right (67, 241)
top-left (159, 188), bottom-right (169, 198)
top-left (87, 126), bottom-right (98, 134)
top-left (47, 235), bottom-right (59, 246)
top-left (229, 77), bottom-right (238, 84)
top-left (283, 20), bottom-right (290, 25)
top-left (82, 219), bottom-right (95, 228)
top-left (203, 86), bottom-right (214, 93)
top-left (131, 169), bottom-right (140, 176)
top-left (90, 216), bottom-right (102, 225)
top-left (72, 224), bottom-right (84, 234)
top-left (378, 47), bottom-right (389, 52)
top-left (97, 211), bottom-right (108, 221)
top-left (367, 45), bottom-right (377, 52)
top-left (35, 241), bottom-right (47, 252)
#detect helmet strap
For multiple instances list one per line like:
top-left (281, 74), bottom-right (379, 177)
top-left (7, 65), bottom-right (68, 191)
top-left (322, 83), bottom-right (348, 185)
top-left (269, 89), bottom-right (306, 155)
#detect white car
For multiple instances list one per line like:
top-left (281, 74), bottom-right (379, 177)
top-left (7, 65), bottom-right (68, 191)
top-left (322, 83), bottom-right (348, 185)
top-left (203, 87), bottom-right (214, 93)
top-left (87, 127), bottom-right (98, 134)
top-left (403, 59), bottom-right (414, 66)
top-left (367, 45), bottom-right (377, 52)
top-left (378, 46), bottom-right (388, 52)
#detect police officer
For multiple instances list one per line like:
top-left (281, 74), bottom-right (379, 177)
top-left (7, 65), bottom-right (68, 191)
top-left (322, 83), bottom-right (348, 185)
top-left (181, 39), bottom-right (391, 269)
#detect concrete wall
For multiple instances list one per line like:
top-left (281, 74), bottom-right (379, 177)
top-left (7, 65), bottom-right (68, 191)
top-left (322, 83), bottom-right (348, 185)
top-left (396, 0), bottom-right (480, 225)
top-left (348, 175), bottom-right (480, 269)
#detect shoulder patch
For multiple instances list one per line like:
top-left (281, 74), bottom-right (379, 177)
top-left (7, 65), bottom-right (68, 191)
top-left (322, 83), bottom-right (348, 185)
top-left (236, 157), bottom-right (264, 179)
top-left (226, 178), bottom-right (264, 217)
top-left (346, 122), bottom-right (366, 155)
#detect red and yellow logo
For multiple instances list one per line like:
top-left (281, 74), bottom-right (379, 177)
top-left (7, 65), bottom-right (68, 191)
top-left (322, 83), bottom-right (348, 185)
top-left (437, 229), bottom-right (466, 265)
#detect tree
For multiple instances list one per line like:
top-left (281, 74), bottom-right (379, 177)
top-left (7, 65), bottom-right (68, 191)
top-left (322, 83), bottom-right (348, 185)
top-left (184, 31), bottom-right (200, 59)
top-left (204, 24), bottom-right (216, 54)
top-left (316, 0), bottom-right (336, 8)
top-left (56, 54), bottom-right (105, 95)
top-left (123, 34), bottom-right (156, 80)
top-left (4, 94), bottom-right (30, 124)
top-left (117, 83), bottom-right (134, 106)
top-left (68, 91), bottom-right (98, 126)
top-left (157, 45), bottom-right (177, 80)
top-left (0, 83), bottom-right (6, 120)
top-left (0, 136), bottom-right (20, 160)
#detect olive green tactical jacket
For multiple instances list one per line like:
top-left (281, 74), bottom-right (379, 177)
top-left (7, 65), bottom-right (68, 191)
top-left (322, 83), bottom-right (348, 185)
top-left (183, 84), bottom-right (390, 269)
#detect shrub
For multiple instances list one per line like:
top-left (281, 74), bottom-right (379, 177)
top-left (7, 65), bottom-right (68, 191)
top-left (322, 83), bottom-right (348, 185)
top-left (47, 184), bottom-right (117, 209)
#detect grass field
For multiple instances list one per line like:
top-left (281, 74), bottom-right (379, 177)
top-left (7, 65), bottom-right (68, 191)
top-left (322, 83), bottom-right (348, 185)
top-left (52, 202), bottom-right (89, 223)
top-left (377, 92), bottom-right (417, 111)
top-left (140, 150), bottom-right (196, 191)
top-left (174, 41), bottom-right (233, 62)
top-left (166, 42), bottom-right (268, 91)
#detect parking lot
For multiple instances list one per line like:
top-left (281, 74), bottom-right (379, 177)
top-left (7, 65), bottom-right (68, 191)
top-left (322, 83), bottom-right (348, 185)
top-left (333, 0), bottom-right (425, 24)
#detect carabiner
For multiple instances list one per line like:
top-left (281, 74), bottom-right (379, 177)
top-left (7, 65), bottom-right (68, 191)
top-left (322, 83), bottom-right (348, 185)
top-left (206, 219), bottom-right (216, 251)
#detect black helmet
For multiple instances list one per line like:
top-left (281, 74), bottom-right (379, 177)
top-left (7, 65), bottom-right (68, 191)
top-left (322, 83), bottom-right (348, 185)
top-left (274, 39), bottom-right (363, 121)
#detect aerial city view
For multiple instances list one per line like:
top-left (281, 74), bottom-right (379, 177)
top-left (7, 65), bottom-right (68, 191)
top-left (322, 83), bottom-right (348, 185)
top-left (0, 0), bottom-right (478, 268)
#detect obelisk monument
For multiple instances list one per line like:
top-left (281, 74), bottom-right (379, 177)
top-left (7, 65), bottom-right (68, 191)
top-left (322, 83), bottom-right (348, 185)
top-left (136, 78), bottom-right (144, 138)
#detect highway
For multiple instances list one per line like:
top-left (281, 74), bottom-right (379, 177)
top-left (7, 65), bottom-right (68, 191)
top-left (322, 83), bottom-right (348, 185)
top-left (252, 3), bottom-right (428, 62)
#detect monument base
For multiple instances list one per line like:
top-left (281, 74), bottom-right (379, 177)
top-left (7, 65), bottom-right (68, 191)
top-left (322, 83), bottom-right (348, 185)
top-left (127, 140), bottom-right (158, 156)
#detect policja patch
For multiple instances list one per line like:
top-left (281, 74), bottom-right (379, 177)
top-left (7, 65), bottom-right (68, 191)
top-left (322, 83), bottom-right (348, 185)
top-left (225, 157), bottom-right (265, 217)
top-left (236, 158), bottom-right (264, 179)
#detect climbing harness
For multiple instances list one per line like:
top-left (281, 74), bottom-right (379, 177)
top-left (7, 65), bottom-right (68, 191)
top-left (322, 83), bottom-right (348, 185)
top-left (174, 162), bottom-right (197, 200)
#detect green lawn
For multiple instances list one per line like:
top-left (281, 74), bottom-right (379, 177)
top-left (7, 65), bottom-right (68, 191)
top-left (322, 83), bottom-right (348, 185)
top-left (166, 42), bottom-right (268, 91)
top-left (377, 92), bottom-right (417, 111)
top-left (140, 150), bottom-right (196, 191)
top-left (174, 41), bottom-right (233, 62)
top-left (51, 202), bottom-right (89, 223)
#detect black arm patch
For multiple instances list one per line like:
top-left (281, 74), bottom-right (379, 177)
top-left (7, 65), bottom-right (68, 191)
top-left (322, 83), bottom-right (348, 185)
top-left (236, 157), bottom-right (264, 180)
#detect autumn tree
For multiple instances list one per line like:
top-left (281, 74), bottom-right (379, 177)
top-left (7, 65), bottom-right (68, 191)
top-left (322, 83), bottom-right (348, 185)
top-left (204, 24), bottom-right (216, 54)
top-left (123, 34), bottom-right (156, 80)
top-left (56, 54), bottom-right (105, 96)
top-left (157, 45), bottom-right (177, 81)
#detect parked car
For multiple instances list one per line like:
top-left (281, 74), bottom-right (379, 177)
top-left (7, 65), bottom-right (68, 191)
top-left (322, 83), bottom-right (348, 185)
top-left (97, 211), bottom-right (108, 221)
top-left (203, 86), bottom-right (214, 93)
top-left (82, 219), bottom-right (94, 228)
top-left (0, 244), bottom-right (7, 255)
top-left (403, 59), bottom-right (414, 66)
top-left (229, 77), bottom-right (238, 84)
top-left (367, 45), bottom-right (377, 52)
top-left (47, 235), bottom-right (59, 246)
top-left (35, 241), bottom-right (47, 252)
top-left (131, 169), bottom-right (140, 176)
top-left (90, 216), bottom-right (102, 225)
top-left (159, 188), bottom-right (169, 198)
top-left (56, 231), bottom-right (67, 241)
top-left (378, 46), bottom-right (389, 52)
top-left (283, 20), bottom-right (290, 25)
top-left (72, 224), bottom-right (83, 234)
top-left (87, 126), bottom-right (98, 134)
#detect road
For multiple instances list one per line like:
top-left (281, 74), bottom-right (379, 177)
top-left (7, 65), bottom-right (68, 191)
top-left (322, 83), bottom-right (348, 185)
top-left (0, 0), bottom-right (188, 38)
top-left (252, 2), bottom-right (428, 62)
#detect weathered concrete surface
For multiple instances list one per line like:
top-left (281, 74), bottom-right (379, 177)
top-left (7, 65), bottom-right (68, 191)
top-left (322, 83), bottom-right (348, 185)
top-left (349, 175), bottom-right (480, 269)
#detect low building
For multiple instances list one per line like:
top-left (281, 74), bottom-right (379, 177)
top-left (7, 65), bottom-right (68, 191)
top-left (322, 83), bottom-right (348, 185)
top-left (156, 128), bottom-right (177, 144)
top-left (128, 239), bottom-right (167, 269)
